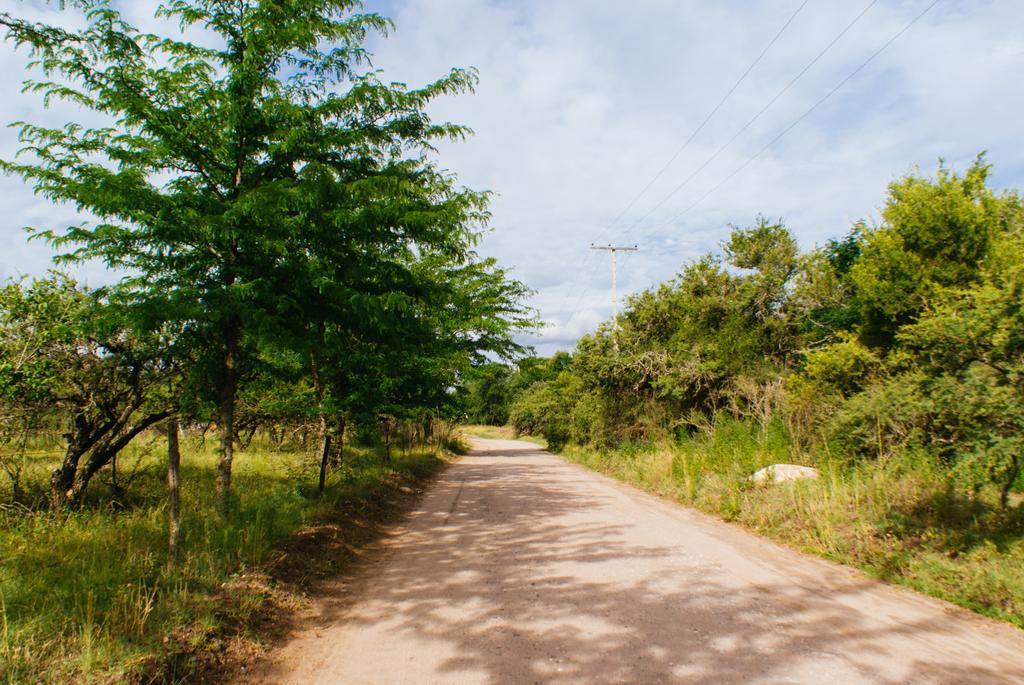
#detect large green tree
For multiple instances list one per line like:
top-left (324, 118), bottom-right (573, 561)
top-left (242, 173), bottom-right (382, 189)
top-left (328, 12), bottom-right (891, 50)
top-left (1, 0), bottom-right (496, 513)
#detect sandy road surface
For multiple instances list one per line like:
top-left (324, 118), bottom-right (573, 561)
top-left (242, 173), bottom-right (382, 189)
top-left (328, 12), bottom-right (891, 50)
top-left (250, 438), bottom-right (1024, 684)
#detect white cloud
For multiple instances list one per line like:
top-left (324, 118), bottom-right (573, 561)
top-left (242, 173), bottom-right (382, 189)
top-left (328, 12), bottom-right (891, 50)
top-left (1, 0), bottom-right (1021, 356)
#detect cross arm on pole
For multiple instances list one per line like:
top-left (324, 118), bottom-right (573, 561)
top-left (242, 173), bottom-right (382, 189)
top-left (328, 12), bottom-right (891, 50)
top-left (589, 244), bottom-right (638, 252)
top-left (589, 244), bottom-right (639, 351)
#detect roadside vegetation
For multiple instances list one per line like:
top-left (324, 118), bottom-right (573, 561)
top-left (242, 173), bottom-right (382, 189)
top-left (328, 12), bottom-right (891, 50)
top-left (0, 1), bottom-right (531, 682)
top-left (1, 435), bottom-right (452, 683)
top-left (461, 157), bottom-right (1024, 627)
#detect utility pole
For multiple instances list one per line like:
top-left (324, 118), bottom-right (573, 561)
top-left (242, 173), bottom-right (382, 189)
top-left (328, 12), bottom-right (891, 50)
top-left (590, 243), bottom-right (638, 350)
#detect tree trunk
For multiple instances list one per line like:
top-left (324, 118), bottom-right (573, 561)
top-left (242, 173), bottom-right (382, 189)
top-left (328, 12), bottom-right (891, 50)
top-left (4, 465), bottom-right (23, 504)
top-left (423, 415), bottom-right (433, 444)
top-left (64, 409), bottom-right (173, 507)
top-left (167, 418), bottom-right (181, 568)
top-left (310, 349), bottom-right (331, 494)
top-left (317, 429), bottom-right (332, 494)
top-left (216, 394), bottom-right (236, 517)
top-left (50, 413), bottom-right (95, 507)
top-left (238, 425), bottom-right (258, 450)
top-left (50, 459), bottom-right (78, 508)
top-left (1001, 457), bottom-right (1021, 509)
top-left (216, 330), bottom-right (239, 518)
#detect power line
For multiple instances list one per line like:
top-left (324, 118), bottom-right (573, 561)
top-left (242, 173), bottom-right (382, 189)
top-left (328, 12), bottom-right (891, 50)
top-left (620, 0), bottom-right (879, 238)
top-left (644, 0), bottom-right (942, 242)
top-left (555, 0), bottom-right (939, 347)
top-left (561, 0), bottom-right (872, 333)
top-left (554, 0), bottom-right (813, 332)
top-left (558, 246), bottom-right (636, 349)
top-left (605, 0), bottom-right (813, 231)
top-left (563, 0), bottom-right (940, 350)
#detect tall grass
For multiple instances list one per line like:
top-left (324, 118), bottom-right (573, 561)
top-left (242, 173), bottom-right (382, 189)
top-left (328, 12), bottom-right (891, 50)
top-left (0, 434), bottom-right (445, 683)
top-left (563, 414), bottom-right (1024, 628)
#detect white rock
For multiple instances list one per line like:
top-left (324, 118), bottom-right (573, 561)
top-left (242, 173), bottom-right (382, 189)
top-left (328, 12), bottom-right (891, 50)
top-left (750, 464), bottom-right (820, 484)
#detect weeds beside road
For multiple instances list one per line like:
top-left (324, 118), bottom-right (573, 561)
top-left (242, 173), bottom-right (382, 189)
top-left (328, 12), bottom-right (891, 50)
top-left (558, 416), bottom-right (1024, 629)
top-left (0, 436), bottom-right (451, 684)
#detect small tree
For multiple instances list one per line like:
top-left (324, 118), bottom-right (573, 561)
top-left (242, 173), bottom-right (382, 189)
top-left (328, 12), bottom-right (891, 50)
top-left (0, 275), bottom-right (172, 507)
top-left (2, 0), bottom-right (492, 514)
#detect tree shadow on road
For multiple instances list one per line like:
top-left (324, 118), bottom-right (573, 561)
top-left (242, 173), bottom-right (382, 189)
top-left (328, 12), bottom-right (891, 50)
top-left (267, 444), bottom-right (1024, 684)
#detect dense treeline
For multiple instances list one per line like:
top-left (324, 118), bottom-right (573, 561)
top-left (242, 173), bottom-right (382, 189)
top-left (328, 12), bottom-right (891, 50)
top-left (470, 157), bottom-right (1024, 507)
top-left (0, 2), bottom-right (535, 680)
top-left (0, 0), bottom-right (533, 512)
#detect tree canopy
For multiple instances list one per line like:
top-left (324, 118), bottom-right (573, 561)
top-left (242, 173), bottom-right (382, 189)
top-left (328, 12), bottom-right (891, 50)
top-left (480, 157), bottom-right (1024, 505)
top-left (1, 0), bottom-right (535, 509)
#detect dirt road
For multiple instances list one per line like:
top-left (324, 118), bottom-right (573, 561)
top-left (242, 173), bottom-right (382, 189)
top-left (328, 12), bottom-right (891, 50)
top-left (251, 438), bottom-right (1024, 684)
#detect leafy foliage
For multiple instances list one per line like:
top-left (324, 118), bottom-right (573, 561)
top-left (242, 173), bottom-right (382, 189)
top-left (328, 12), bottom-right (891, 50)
top-left (480, 157), bottom-right (1024, 505)
top-left (0, 275), bottom-right (172, 506)
top-left (0, 0), bottom-right (535, 508)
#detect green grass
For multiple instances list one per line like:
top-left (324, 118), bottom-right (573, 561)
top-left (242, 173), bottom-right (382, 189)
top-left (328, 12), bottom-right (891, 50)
top-left (459, 424), bottom-right (547, 448)
top-left (0, 435), bottom-right (447, 683)
top-left (562, 416), bottom-right (1024, 629)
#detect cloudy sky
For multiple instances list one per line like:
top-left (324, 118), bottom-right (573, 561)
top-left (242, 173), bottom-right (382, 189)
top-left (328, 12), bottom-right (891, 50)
top-left (1, 0), bottom-right (1022, 355)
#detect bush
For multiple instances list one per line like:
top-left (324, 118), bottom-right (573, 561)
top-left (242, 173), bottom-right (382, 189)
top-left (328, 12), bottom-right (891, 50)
top-left (508, 376), bottom-right (576, 450)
